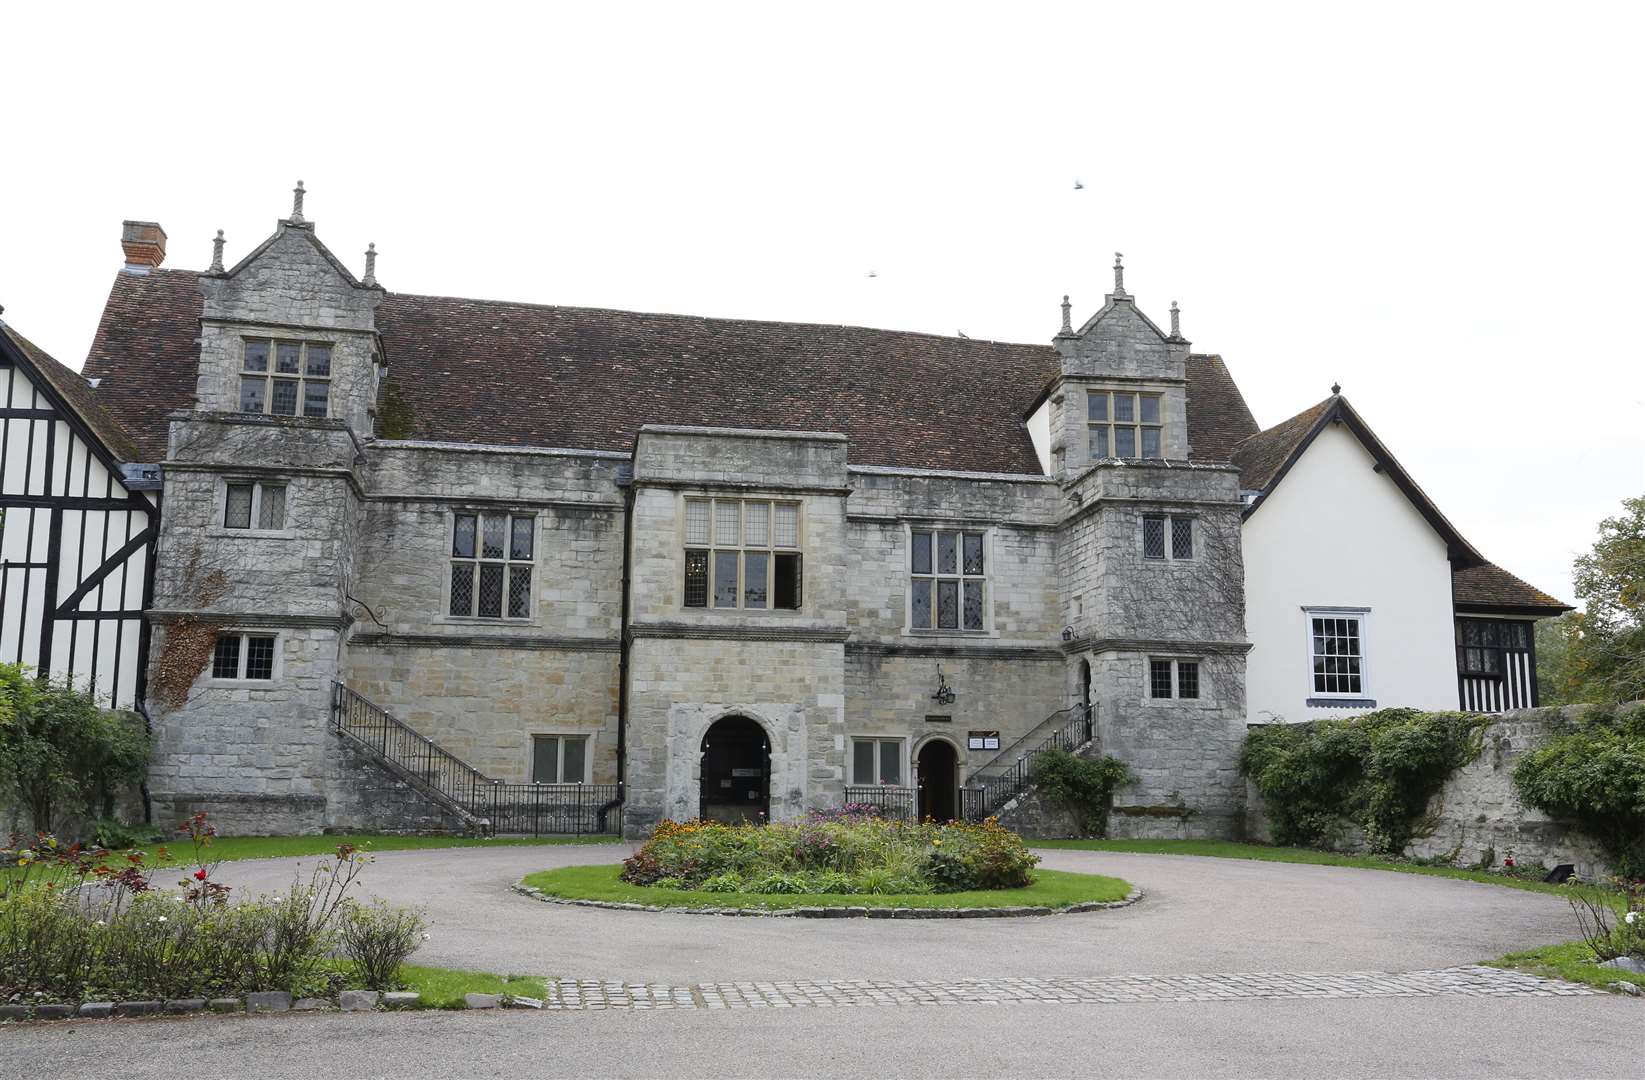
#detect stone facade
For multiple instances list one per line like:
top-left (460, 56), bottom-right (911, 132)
top-left (141, 215), bottom-right (1253, 839)
top-left (1245, 706), bottom-right (1617, 877)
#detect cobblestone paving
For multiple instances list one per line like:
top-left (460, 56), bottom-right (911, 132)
top-left (542, 966), bottom-right (1594, 1011)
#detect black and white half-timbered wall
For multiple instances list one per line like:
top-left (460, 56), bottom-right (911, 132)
top-left (0, 319), bottom-right (159, 710)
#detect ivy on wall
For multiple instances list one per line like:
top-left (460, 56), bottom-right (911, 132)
top-left (1030, 748), bottom-right (1135, 837)
top-left (1239, 708), bottom-right (1491, 854)
top-left (1513, 704), bottom-right (1645, 878)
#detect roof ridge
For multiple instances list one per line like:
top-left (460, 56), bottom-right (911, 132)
top-left (383, 289), bottom-right (1056, 351)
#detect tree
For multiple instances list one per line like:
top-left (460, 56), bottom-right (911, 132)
top-left (1538, 496), bottom-right (1645, 706)
top-left (0, 663), bottom-right (149, 833)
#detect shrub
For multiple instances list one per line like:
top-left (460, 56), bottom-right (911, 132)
top-left (619, 815), bottom-right (1039, 894)
top-left (0, 664), bottom-right (149, 833)
top-left (339, 899), bottom-right (429, 990)
top-left (1240, 708), bottom-right (1490, 853)
top-left (1565, 880), bottom-right (1644, 962)
top-left (1030, 749), bottom-right (1134, 836)
top-left (1513, 705), bottom-right (1645, 877)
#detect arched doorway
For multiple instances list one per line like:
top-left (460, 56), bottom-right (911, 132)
top-left (916, 739), bottom-right (959, 823)
top-left (699, 715), bottom-right (770, 824)
top-left (1079, 659), bottom-right (1092, 718)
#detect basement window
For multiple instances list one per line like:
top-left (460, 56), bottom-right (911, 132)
top-left (531, 734), bottom-right (589, 784)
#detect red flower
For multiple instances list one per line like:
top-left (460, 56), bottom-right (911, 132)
top-left (194, 868), bottom-right (208, 881)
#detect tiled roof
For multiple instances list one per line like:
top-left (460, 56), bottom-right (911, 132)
top-left (1184, 353), bottom-right (1260, 463)
top-left (1454, 562), bottom-right (1572, 614)
top-left (82, 269), bottom-right (204, 462)
top-left (2, 320), bottom-right (141, 462)
top-left (1230, 396), bottom-right (1333, 492)
top-left (78, 269), bottom-right (1259, 474)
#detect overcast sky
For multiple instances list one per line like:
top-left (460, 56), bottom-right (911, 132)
top-left (3, 3), bottom-right (1640, 605)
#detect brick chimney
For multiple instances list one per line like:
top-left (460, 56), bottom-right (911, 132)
top-left (120, 221), bottom-right (167, 269)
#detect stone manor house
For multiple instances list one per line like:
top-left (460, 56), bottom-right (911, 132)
top-left (0, 186), bottom-right (1569, 838)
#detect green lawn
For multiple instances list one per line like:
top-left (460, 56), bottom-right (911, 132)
top-left (1029, 838), bottom-right (1581, 897)
top-left (397, 964), bottom-right (549, 1008)
top-left (520, 863), bottom-right (1132, 910)
top-left (132, 833), bottom-right (615, 868)
top-left (1487, 941), bottom-right (1645, 992)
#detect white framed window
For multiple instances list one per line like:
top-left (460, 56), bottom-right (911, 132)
top-left (531, 734), bottom-right (590, 784)
top-left (1088, 389), bottom-right (1165, 460)
top-left (683, 497), bottom-right (802, 610)
top-left (223, 480), bottom-right (287, 531)
top-left (449, 511), bottom-right (535, 620)
top-left (210, 632), bottom-right (278, 682)
top-left (1305, 608), bottom-right (1369, 697)
top-left (238, 338), bottom-right (331, 418)
top-left (1142, 514), bottom-right (1194, 561)
top-left (850, 737), bottom-right (905, 786)
top-left (1148, 658), bottom-right (1201, 700)
top-left (909, 527), bottom-right (986, 631)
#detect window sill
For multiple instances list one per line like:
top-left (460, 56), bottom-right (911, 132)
top-left (1141, 697), bottom-right (1215, 708)
top-left (206, 679), bottom-right (279, 688)
top-left (1305, 697), bottom-right (1377, 709)
top-left (208, 527), bottom-right (297, 540)
top-left (432, 616), bottom-right (539, 628)
top-left (683, 607), bottom-right (807, 617)
top-left (902, 628), bottom-right (994, 638)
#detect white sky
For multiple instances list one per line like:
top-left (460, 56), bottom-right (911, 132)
top-left (3, 2), bottom-right (1640, 606)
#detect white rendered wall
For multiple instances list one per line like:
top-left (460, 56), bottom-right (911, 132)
top-left (1242, 422), bottom-right (1457, 724)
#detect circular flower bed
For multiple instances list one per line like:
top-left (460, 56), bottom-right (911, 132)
top-left (519, 811), bottom-right (1135, 912)
top-left (626, 811), bottom-right (1037, 894)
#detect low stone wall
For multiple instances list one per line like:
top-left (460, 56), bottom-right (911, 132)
top-left (1245, 705), bottom-right (1616, 878)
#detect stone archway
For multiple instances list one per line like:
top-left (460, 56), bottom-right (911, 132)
top-left (916, 737), bottom-right (960, 823)
top-left (699, 714), bottom-right (771, 824)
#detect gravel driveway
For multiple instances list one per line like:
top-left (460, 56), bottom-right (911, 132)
top-left (204, 842), bottom-right (1581, 983)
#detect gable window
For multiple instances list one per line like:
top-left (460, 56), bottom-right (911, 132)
top-left (532, 734), bottom-right (589, 784)
top-left (682, 498), bottom-right (802, 610)
top-left (239, 338), bottom-right (331, 418)
top-left (1148, 658), bottom-right (1200, 700)
top-left (450, 512), bottom-right (534, 619)
top-left (1142, 515), bottom-right (1194, 561)
top-left (1307, 610), bottom-right (1366, 696)
top-left (1088, 390), bottom-right (1164, 460)
top-left (211, 633), bottom-right (277, 681)
top-left (224, 480), bottom-right (287, 530)
top-left (850, 737), bottom-right (904, 786)
top-left (909, 528), bottom-right (985, 631)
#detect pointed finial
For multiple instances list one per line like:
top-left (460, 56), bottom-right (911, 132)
top-left (1060, 294), bottom-right (1072, 335)
top-left (1113, 252), bottom-right (1126, 295)
top-left (209, 230), bottom-right (226, 274)
top-left (1331, 381), bottom-right (1342, 396)
top-left (362, 243), bottom-right (378, 288)
top-left (1169, 300), bottom-right (1180, 338)
top-left (290, 180), bottom-right (306, 224)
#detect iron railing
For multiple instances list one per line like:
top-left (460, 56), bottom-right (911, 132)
top-left (844, 785), bottom-right (916, 821)
top-left (960, 704), bottom-right (1095, 822)
top-left (331, 682), bottom-right (621, 837)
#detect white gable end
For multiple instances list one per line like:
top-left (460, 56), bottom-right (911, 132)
top-left (1242, 422), bottom-right (1457, 724)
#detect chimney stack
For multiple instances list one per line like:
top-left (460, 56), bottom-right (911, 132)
top-left (120, 220), bottom-right (167, 269)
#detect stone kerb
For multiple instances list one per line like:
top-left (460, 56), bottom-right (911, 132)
top-left (511, 880), bottom-right (1144, 918)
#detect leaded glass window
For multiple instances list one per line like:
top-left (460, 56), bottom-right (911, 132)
top-left (909, 528), bottom-right (985, 631)
top-left (211, 633), bottom-right (276, 681)
top-left (1088, 389), bottom-right (1165, 460)
top-left (223, 480), bottom-right (286, 531)
top-left (239, 338), bottom-right (331, 418)
top-left (682, 497), bottom-right (802, 610)
top-left (450, 511), bottom-right (534, 619)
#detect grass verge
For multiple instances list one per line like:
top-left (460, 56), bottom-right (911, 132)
top-left (130, 833), bottom-right (616, 868)
top-left (396, 964), bottom-right (549, 1009)
top-left (520, 863), bottom-right (1131, 910)
top-left (1029, 838), bottom-right (1581, 897)
top-left (1486, 941), bottom-right (1645, 993)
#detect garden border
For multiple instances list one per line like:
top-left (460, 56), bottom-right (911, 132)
top-left (510, 881), bottom-right (1144, 917)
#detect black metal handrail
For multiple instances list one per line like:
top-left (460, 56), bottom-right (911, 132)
top-left (843, 785), bottom-right (916, 821)
top-left (961, 704), bottom-right (1095, 822)
top-left (331, 682), bottom-right (620, 836)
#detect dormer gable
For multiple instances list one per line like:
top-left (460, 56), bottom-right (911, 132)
top-left (191, 183), bottom-right (385, 437)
